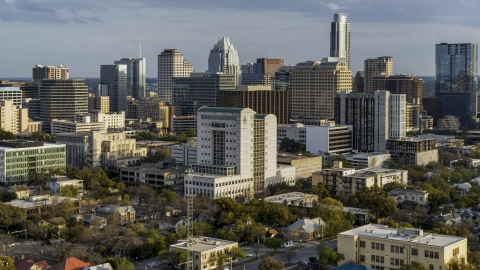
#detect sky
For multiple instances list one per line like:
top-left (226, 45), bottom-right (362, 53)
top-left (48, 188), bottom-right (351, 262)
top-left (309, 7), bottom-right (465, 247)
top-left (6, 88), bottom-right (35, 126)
top-left (1, 0), bottom-right (480, 78)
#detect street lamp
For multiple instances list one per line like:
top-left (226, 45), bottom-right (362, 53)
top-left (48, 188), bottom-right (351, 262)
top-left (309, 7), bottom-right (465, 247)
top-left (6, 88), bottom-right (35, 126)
top-left (246, 219), bottom-right (251, 245)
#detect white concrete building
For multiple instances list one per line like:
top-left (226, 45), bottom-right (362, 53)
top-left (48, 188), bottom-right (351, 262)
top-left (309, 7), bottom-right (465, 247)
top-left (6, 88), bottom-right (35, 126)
top-left (306, 121), bottom-right (353, 155)
top-left (186, 107), bottom-right (295, 199)
top-left (91, 111), bottom-right (125, 129)
top-left (172, 137), bottom-right (198, 166)
top-left (46, 175), bottom-right (84, 196)
top-left (51, 119), bottom-right (107, 134)
top-left (277, 123), bottom-right (306, 144)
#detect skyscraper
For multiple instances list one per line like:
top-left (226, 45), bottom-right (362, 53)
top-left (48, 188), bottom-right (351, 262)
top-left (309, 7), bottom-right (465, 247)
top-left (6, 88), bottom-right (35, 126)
top-left (157, 49), bottom-right (193, 104)
top-left (207, 37), bottom-right (241, 85)
top-left (330, 13), bottom-right (350, 69)
top-left (435, 43), bottom-right (478, 126)
top-left (290, 60), bottom-right (352, 121)
top-left (364, 56), bottom-right (393, 93)
top-left (32, 65), bottom-right (69, 84)
top-left (372, 74), bottom-right (422, 104)
top-left (114, 58), bottom-right (146, 99)
top-left (101, 64), bottom-right (127, 113)
top-left (39, 79), bottom-right (88, 132)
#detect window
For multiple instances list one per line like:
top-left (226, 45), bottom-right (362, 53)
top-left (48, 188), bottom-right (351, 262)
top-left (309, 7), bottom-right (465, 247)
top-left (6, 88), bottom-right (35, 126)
top-left (360, 255), bottom-right (365, 262)
top-left (412, 248), bottom-right (418, 256)
top-left (371, 255), bottom-right (375, 262)
top-left (360, 241), bottom-right (365, 248)
top-left (376, 243), bottom-right (380, 250)
top-left (429, 265), bottom-right (434, 270)
top-left (453, 247), bottom-right (460, 256)
top-left (381, 243), bottom-right (385, 250)
top-left (371, 242), bottom-right (375, 249)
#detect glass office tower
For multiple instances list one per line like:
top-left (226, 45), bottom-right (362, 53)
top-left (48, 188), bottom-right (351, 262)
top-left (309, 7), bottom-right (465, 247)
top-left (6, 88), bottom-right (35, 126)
top-left (330, 13), bottom-right (351, 69)
top-left (435, 43), bottom-right (478, 126)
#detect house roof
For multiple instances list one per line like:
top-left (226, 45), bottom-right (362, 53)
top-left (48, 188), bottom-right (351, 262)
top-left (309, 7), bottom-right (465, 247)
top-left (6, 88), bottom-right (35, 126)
top-left (83, 214), bottom-right (105, 223)
top-left (334, 263), bottom-right (375, 270)
top-left (15, 259), bottom-right (35, 270)
top-left (97, 205), bottom-right (135, 214)
top-left (8, 184), bottom-right (30, 192)
top-left (283, 218), bottom-right (326, 233)
top-left (48, 257), bottom-right (93, 270)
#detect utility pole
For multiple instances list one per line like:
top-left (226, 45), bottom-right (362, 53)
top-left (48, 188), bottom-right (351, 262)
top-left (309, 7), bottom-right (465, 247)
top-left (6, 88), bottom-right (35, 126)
top-left (185, 168), bottom-right (195, 270)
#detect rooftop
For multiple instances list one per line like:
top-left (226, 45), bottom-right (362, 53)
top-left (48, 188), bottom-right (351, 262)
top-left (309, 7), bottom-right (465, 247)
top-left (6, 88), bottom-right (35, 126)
top-left (197, 107), bottom-right (245, 113)
top-left (339, 224), bottom-right (465, 247)
top-left (0, 141), bottom-right (64, 150)
top-left (171, 236), bottom-right (237, 252)
top-left (6, 196), bottom-right (78, 209)
top-left (263, 192), bottom-right (318, 204)
top-left (388, 188), bottom-right (429, 195)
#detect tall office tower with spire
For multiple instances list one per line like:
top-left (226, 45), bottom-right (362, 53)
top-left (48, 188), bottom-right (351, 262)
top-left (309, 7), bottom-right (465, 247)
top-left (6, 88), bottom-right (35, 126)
top-left (208, 37), bottom-right (241, 85)
top-left (364, 56), bottom-right (393, 93)
top-left (101, 64), bottom-right (127, 113)
top-left (114, 58), bottom-right (146, 99)
top-left (330, 13), bottom-right (350, 69)
top-left (435, 43), bottom-right (478, 127)
top-left (158, 49), bottom-right (193, 104)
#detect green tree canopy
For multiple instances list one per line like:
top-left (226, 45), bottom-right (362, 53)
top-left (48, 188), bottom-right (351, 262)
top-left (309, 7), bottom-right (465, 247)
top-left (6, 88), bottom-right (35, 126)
top-left (259, 256), bottom-right (284, 270)
top-left (58, 184), bottom-right (79, 198)
top-left (399, 261), bottom-right (427, 270)
top-left (0, 129), bottom-right (17, 140)
top-left (0, 202), bottom-right (27, 228)
top-left (0, 255), bottom-right (15, 270)
top-left (264, 237), bottom-right (284, 253)
top-left (316, 243), bottom-right (345, 266)
top-left (346, 186), bottom-right (397, 219)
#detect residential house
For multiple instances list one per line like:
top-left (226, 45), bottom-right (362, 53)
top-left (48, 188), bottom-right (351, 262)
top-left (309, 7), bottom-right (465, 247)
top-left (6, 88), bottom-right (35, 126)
top-left (48, 257), bottom-right (93, 270)
top-left (343, 207), bottom-right (373, 225)
top-left (422, 212), bottom-right (461, 226)
top-left (82, 263), bottom-right (113, 270)
top-left (458, 209), bottom-right (480, 226)
top-left (135, 210), bottom-right (157, 222)
top-left (7, 185), bottom-right (31, 199)
top-left (14, 260), bottom-right (44, 270)
top-left (278, 217), bottom-right (326, 241)
top-left (96, 205), bottom-right (135, 225)
top-left (83, 214), bottom-right (107, 229)
top-left (159, 216), bottom-right (188, 233)
top-left (46, 176), bottom-right (84, 197)
top-left (387, 188), bottom-right (429, 208)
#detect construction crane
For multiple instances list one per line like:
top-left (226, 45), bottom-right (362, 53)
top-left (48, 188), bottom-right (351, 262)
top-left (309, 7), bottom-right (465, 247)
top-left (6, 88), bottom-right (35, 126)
top-left (185, 168), bottom-right (195, 270)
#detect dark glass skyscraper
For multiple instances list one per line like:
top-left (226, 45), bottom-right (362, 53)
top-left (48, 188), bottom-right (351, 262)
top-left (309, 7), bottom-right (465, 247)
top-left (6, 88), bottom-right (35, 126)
top-left (435, 43), bottom-right (478, 126)
top-left (114, 58), bottom-right (146, 99)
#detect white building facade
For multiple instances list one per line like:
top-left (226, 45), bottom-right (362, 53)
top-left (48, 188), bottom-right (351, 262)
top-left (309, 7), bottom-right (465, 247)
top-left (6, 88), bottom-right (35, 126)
top-left (185, 107), bottom-right (295, 199)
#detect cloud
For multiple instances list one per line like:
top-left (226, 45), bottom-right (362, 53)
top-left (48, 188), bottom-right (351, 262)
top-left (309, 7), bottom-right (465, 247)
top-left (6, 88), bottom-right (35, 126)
top-left (321, 2), bottom-right (344, 11)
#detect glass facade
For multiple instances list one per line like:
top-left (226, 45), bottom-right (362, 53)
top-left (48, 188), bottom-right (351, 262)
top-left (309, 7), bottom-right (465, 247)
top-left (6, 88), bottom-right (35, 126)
top-left (435, 43), bottom-right (478, 126)
top-left (330, 13), bottom-right (351, 69)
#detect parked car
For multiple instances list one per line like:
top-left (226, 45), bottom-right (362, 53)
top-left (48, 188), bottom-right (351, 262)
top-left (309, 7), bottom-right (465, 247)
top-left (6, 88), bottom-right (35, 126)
top-left (246, 253), bottom-right (253, 257)
top-left (147, 262), bottom-right (160, 268)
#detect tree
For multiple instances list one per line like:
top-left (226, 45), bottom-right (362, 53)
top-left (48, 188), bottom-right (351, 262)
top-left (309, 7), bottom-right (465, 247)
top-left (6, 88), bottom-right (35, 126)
top-left (161, 249), bottom-right (188, 268)
top-left (0, 202), bottom-right (27, 228)
top-left (0, 129), bottom-right (16, 140)
top-left (0, 255), bottom-right (15, 270)
top-left (279, 138), bottom-right (303, 153)
top-left (259, 256), bottom-right (284, 270)
top-left (283, 248), bottom-right (297, 264)
top-left (446, 256), bottom-right (474, 270)
top-left (264, 237), bottom-right (283, 253)
top-left (216, 229), bottom-right (237, 242)
top-left (1, 191), bottom-right (17, 202)
top-left (215, 253), bottom-right (228, 270)
top-left (468, 251), bottom-right (480, 268)
top-left (116, 258), bottom-right (135, 270)
top-left (346, 186), bottom-right (397, 219)
top-left (58, 185), bottom-right (79, 198)
top-left (382, 159), bottom-right (398, 169)
top-left (227, 247), bottom-right (245, 268)
top-left (308, 198), bottom-right (349, 237)
top-left (399, 261), bottom-right (426, 270)
top-left (316, 243), bottom-right (344, 266)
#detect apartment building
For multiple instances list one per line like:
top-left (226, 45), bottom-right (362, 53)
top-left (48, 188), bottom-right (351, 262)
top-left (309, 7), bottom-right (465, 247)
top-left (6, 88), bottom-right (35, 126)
top-left (158, 49), bottom-right (193, 103)
top-left (312, 162), bottom-right (407, 196)
top-left (386, 138), bottom-right (438, 166)
top-left (364, 56), bottom-right (393, 93)
top-left (388, 188), bottom-right (429, 207)
top-left (0, 100), bottom-right (28, 134)
top-left (170, 237), bottom-right (238, 270)
top-left (338, 224), bottom-right (468, 270)
top-left (32, 65), bottom-right (69, 84)
top-left (88, 94), bottom-right (110, 113)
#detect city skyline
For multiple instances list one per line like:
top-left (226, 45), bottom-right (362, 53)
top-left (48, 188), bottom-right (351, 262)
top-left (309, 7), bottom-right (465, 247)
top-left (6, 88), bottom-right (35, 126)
top-left (1, 0), bottom-right (480, 78)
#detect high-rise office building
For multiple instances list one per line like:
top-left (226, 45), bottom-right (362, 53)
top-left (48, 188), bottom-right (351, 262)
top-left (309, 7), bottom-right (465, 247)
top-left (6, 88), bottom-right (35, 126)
top-left (364, 56), bottom-right (393, 93)
top-left (255, 58), bottom-right (285, 78)
top-left (101, 64), bottom-right (127, 113)
top-left (208, 37), bottom-right (241, 85)
top-left (39, 79), bottom-right (88, 132)
top-left (0, 100), bottom-right (28, 134)
top-left (185, 107), bottom-right (295, 198)
top-left (330, 13), bottom-right (350, 69)
top-left (114, 58), bottom-right (146, 99)
top-left (0, 80), bottom-right (38, 99)
top-left (273, 66), bottom-right (295, 91)
top-left (0, 87), bottom-right (22, 106)
top-left (172, 73), bottom-right (236, 116)
top-left (157, 49), bottom-right (193, 104)
top-left (32, 65), bottom-right (69, 84)
top-left (335, 90), bottom-right (406, 152)
top-left (218, 86), bottom-right (290, 124)
top-left (290, 60), bottom-right (352, 121)
top-left (372, 74), bottom-right (422, 104)
top-left (435, 43), bottom-right (478, 126)
top-left (352, 71), bottom-right (365, 93)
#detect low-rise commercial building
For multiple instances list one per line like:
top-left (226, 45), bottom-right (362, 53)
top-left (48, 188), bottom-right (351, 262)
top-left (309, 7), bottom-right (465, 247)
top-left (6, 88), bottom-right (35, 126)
top-left (50, 119), bottom-right (107, 134)
top-left (437, 115), bottom-right (461, 131)
top-left (0, 140), bottom-right (66, 183)
top-left (169, 237), bottom-right (238, 270)
top-left (172, 137), bottom-right (197, 166)
top-left (337, 224), bottom-right (468, 270)
top-left (386, 138), bottom-right (438, 166)
top-left (276, 155), bottom-right (323, 179)
top-left (312, 162), bottom-right (407, 196)
top-left (170, 115), bottom-right (197, 133)
top-left (120, 163), bottom-right (188, 196)
top-left (91, 111), bottom-right (125, 129)
top-left (277, 123), bottom-right (306, 144)
top-left (6, 195), bottom-right (80, 219)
